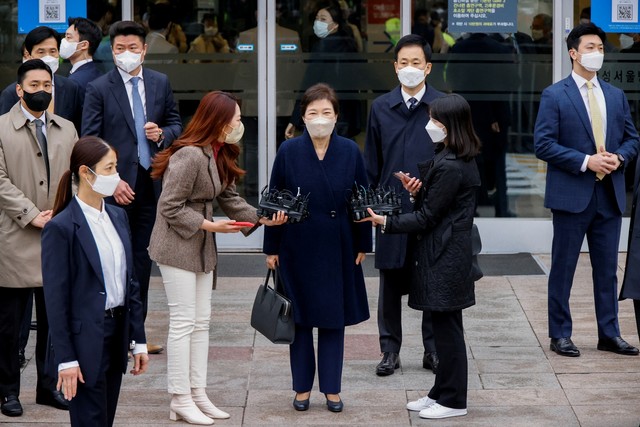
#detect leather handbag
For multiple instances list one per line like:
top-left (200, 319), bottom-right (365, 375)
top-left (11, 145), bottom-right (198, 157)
top-left (250, 268), bottom-right (295, 344)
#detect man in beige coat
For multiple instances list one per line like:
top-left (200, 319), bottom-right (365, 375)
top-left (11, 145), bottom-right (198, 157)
top-left (0, 59), bottom-right (77, 417)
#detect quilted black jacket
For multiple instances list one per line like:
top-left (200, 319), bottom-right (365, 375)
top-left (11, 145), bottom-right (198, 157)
top-left (386, 144), bottom-right (481, 311)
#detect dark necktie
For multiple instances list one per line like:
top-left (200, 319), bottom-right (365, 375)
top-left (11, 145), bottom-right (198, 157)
top-left (34, 119), bottom-right (50, 191)
top-left (408, 97), bottom-right (418, 111)
top-left (131, 77), bottom-right (151, 170)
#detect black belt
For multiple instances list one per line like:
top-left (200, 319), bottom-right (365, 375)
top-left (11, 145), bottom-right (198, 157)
top-left (105, 306), bottom-right (126, 318)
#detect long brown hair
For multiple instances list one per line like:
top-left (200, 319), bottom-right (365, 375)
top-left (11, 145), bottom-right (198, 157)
top-left (52, 136), bottom-right (115, 216)
top-left (151, 91), bottom-right (245, 185)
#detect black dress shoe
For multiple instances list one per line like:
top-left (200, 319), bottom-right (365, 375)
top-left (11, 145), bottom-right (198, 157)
top-left (376, 352), bottom-right (400, 376)
top-left (550, 337), bottom-right (580, 357)
top-left (36, 390), bottom-right (69, 410)
top-left (325, 395), bottom-right (343, 413)
top-left (423, 351), bottom-right (439, 374)
top-left (597, 336), bottom-right (640, 355)
top-left (292, 394), bottom-right (310, 411)
top-left (1, 395), bottom-right (23, 417)
top-left (18, 350), bottom-right (26, 368)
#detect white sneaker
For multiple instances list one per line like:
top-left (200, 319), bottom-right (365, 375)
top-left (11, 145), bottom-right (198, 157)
top-left (406, 395), bottom-right (436, 411)
top-left (419, 403), bottom-right (467, 419)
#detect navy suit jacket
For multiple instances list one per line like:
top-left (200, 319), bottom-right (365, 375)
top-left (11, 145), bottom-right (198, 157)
top-left (534, 75), bottom-right (640, 214)
top-left (68, 61), bottom-right (103, 93)
top-left (82, 68), bottom-right (182, 193)
top-left (364, 84), bottom-right (445, 269)
top-left (0, 74), bottom-right (83, 132)
top-left (41, 199), bottom-right (145, 387)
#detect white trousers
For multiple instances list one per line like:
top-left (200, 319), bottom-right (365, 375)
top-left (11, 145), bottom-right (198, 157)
top-left (158, 264), bottom-right (213, 394)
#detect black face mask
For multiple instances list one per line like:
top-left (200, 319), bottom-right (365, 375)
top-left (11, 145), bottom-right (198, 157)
top-left (21, 89), bottom-right (52, 112)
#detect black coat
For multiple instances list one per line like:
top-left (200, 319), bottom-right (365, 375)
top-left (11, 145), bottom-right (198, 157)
top-left (621, 158), bottom-right (640, 301)
top-left (386, 145), bottom-right (480, 311)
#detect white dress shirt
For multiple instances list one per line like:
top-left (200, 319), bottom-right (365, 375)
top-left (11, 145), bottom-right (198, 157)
top-left (401, 84), bottom-right (427, 109)
top-left (70, 58), bottom-right (93, 74)
top-left (76, 196), bottom-right (127, 310)
top-left (571, 71), bottom-right (608, 172)
top-left (20, 105), bottom-right (47, 139)
top-left (117, 66), bottom-right (147, 118)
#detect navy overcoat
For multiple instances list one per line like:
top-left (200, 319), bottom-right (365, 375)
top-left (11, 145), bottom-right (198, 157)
top-left (364, 84), bottom-right (445, 270)
top-left (263, 130), bottom-right (372, 329)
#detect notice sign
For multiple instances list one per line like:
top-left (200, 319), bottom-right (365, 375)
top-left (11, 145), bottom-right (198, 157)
top-left (592, 0), bottom-right (639, 32)
top-left (449, 0), bottom-right (517, 33)
top-left (18, 0), bottom-right (86, 33)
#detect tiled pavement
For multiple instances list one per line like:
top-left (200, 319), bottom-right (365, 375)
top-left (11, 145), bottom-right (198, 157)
top-left (5, 253), bottom-right (640, 426)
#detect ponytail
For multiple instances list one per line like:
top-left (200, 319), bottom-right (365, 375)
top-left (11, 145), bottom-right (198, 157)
top-left (52, 170), bottom-right (74, 217)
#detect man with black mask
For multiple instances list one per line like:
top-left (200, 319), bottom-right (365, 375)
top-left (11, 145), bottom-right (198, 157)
top-left (0, 59), bottom-right (77, 417)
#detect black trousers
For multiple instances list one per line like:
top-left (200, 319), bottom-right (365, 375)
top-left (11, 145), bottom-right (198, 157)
top-left (634, 300), bottom-right (640, 342)
top-left (378, 266), bottom-right (435, 353)
top-left (69, 316), bottom-right (124, 427)
top-left (0, 287), bottom-right (56, 398)
top-left (290, 325), bottom-right (344, 394)
top-left (428, 310), bottom-right (467, 409)
top-left (120, 165), bottom-right (157, 321)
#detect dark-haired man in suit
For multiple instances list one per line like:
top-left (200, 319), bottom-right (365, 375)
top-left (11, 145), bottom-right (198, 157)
top-left (82, 21), bottom-right (182, 355)
top-left (535, 23), bottom-right (640, 358)
top-left (0, 26), bottom-right (83, 132)
top-left (0, 59), bottom-right (77, 417)
top-left (364, 34), bottom-right (443, 379)
top-left (61, 17), bottom-right (103, 92)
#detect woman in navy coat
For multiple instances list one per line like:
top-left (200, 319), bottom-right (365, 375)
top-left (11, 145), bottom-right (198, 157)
top-left (264, 83), bottom-right (371, 412)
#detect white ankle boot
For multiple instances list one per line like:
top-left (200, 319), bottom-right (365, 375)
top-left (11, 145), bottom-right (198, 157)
top-left (191, 388), bottom-right (230, 419)
top-left (169, 393), bottom-right (214, 425)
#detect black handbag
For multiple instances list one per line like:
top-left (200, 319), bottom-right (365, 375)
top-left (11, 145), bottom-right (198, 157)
top-left (250, 268), bottom-right (295, 344)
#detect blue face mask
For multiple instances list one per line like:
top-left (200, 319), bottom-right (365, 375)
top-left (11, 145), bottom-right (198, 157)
top-left (313, 20), bottom-right (330, 38)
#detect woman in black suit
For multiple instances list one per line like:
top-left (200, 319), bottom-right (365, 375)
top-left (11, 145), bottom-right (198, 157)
top-left (362, 94), bottom-right (481, 420)
top-left (41, 136), bottom-right (148, 427)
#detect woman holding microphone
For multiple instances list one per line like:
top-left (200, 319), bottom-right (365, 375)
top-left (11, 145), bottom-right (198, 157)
top-left (361, 94), bottom-right (481, 420)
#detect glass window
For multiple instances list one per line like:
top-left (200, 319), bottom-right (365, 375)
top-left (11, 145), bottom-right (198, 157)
top-left (412, 0), bottom-right (554, 218)
top-left (135, 0), bottom-right (260, 206)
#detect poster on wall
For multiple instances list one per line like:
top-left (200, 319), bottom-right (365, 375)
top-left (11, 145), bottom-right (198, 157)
top-left (448, 0), bottom-right (517, 33)
top-left (592, 0), bottom-right (639, 32)
top-left (18, 0), bottom-right (86, 34)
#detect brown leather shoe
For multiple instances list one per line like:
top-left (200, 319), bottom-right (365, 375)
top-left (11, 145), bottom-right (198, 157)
top-left (147, 344), bottom-right (164, 354)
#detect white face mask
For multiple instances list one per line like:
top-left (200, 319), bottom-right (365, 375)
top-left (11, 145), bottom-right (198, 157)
top-left (59, 39), bottom-right (79, 59)
top-left (204, 26), bottom-right (218, 36)
top-left (578, 51), bottom-right (604, 72)
top-left (425, 120), bottom-right (446, 143)
top-left (114, 50), bottom-right (143, 74)
top-left (313, 20), bottom-right (331, 38)
top-left (305, 116), bottom-right (335, 138)
top-left (397, 66), bottom-right (427, 88)
top-left (619, 34), bottom-right (634, 50)
top-left (86, 168), bottom-right (121, 197)
top-left (40, 55), bottom-right (59, 74)
top-left (224, 121), bottom-right (245, 144)
top-left (531, 29), bottom-right (544, 41)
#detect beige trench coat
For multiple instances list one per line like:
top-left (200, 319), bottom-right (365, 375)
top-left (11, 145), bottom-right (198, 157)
top-left (148, 144), bottom-right (259, 275)
top-left (0, 102), bottom-right (77, 288)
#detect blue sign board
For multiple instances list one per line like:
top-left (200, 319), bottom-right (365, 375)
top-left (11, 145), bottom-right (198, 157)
top-left (592, 0), bottom-right (639, 33)
top-left (448, 0), bottom-right (517, 33)
top-left (18, 0), bottom-right (87, 34)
